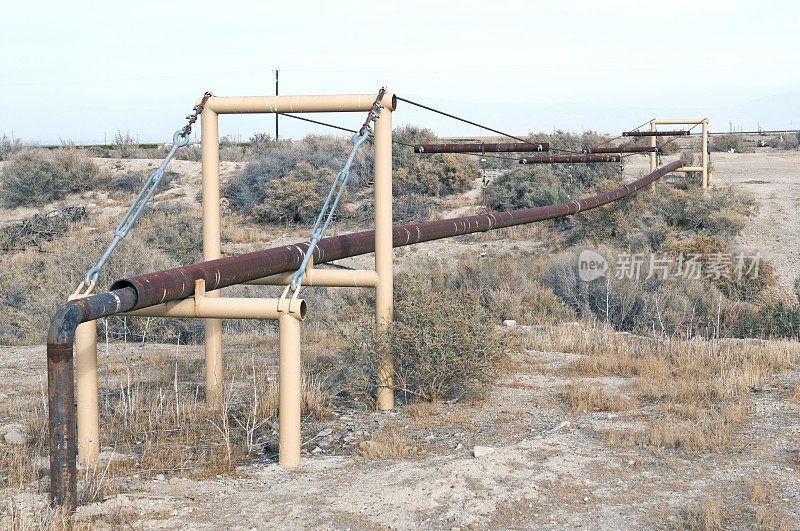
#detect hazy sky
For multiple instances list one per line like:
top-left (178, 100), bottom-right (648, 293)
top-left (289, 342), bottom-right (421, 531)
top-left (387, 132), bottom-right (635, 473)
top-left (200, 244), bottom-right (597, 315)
top-left (2, 1), bottom-right (798, 143)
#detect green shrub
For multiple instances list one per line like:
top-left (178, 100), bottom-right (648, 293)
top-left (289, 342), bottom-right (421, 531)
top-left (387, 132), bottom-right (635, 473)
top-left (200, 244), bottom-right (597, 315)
top-left (388, 280), bottom-right (502, 401)
top-left (225, 136), bottom-right (368, 217)
top-left (486, 159), bottom-right (614, 214)
top-left (569, 179), bottom-right (643, 245)
top-left (486, 166), bottom-right (567, 212)
top-left (759, 302), bottom-right (800, 339)
top-left (356, 192), bottom-right (439, 224)
top-left (0, 149), bottom-right (100, 207)
top-left (392, 125), bottom-right (437, 171)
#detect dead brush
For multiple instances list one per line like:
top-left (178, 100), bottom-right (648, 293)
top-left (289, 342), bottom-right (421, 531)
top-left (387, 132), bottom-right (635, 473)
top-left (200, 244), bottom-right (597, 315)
top-left (404, 401), bottom-right (440, 422)
top-left (685, 497), bottom-right (725, 530)
top-left (748, 480), bottom-right (791, 530)
top-left (354, 431), bottom-right (423, 461)
top-left (542, 323), bottom-right (800, 452)
top-left (561, 380), bottom-right (634, 414)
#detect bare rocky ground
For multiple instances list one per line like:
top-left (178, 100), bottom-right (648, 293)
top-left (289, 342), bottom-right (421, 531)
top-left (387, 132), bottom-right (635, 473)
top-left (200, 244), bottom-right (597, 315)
top-left (2, 330), bottom-right (800, 529)
top-left (1, 148), bottom-right (800, 528)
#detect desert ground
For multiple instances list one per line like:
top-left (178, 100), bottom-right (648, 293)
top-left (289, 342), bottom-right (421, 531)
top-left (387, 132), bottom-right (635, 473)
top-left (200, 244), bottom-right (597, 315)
top-left (1, 146), bottom-right (800, 529)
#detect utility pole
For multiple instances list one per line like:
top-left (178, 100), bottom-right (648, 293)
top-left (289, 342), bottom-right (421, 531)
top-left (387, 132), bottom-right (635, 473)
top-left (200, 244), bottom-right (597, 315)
top-left (275, 69), bottom-right (279, 142)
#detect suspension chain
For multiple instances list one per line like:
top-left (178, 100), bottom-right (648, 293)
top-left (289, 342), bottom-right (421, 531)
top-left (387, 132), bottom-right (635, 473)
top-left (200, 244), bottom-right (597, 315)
top-left (566, 164), bottom-right (573, 200)
top-left (287, 88), bottom-right (386, 293)
top-left (479, 157), bottom-right (488, 207)
top-left (73, 92), bottom-right (213, 297)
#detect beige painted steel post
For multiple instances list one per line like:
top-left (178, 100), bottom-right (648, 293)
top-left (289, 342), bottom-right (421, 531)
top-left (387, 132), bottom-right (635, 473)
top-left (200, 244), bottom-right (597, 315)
top-left (701, 119), bottom-right (709, 189)
top-left (75, 319), bottom-right (99, 464)
top-left (374, 102), bottom-right (394, 411)
top-left (649, 120), bottom-right (657, 191)
top-left (201, 108), bottom-right (223, 408)
top-left (278, 311), bottom-right (302, 467)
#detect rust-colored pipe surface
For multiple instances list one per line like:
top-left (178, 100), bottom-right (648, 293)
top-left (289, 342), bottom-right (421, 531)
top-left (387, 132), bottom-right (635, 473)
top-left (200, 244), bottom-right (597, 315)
top-left (622, 130), bottom-right (689, 137)
top-left (581, 146), bottom-right (658, 154)
top-left (413, 142), bottom-right (549, 154)
top-left (46, 160), bottom-right (682, 509)
top-left (519, 155), bottom-right (622, 164)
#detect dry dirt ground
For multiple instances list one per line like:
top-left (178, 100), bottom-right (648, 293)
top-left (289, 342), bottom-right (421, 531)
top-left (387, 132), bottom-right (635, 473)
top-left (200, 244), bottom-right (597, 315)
top-left (1, 148), bottom-right (800, 528)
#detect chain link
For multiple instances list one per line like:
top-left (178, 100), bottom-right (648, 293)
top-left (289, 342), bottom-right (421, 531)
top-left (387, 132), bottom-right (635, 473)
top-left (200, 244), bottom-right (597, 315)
top-left (288, 89), bottom-right (386, 292)
top-left (76, 92), bottom-right (213, 294)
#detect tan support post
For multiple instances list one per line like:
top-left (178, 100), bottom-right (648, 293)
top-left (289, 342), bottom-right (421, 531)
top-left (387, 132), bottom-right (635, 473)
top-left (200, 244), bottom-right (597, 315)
top-left (374, 101), bottom-right (394, 411)
top-left (75, 319), bottom-right (98, 464)
top-left (278, 310), bottom-right (302, 467)
top-left (701, 119), bottom-right (709, 189)
top-left (649, 120), bottom-right (657, 191)
top-left (201, 107), bottom-right (223, 408)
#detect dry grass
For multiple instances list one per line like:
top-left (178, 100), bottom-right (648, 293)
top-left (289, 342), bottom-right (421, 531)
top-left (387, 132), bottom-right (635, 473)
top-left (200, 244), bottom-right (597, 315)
top-left (686, 497), bottom-right (725, 530)
top-left (404, 401), bottom-right (440, 422)
top-left (748, 480), bottom-right (791, 530)
top-left (354, 431), bottom-right (423, 461)
top-left (0, 334), bottom-right (330, 528)
top-left (791, 382), bottom-right (800, 402)
top-left (528, 324), bottom-right (800, 452)
top-left (561, 380), bottom-right (634, 413)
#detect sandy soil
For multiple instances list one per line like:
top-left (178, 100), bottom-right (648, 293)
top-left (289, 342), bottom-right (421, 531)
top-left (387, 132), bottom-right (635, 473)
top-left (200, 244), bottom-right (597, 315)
top-left (2, 329), bottom-right (799, 529)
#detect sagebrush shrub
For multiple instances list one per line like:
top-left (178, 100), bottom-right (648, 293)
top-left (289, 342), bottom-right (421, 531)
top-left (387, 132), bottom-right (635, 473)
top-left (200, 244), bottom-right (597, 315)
top-left (0, 149), bottom-right (100, 207)
top-left (250, 162), bottom-right (338, 224)
top-left (0, 225), bottom-right (201, 345)
top-left (394, 154), bottom-right (476, 196)
top-left (139, 209), bottom-right (203, 265)
top-left (225, 139), bottom-right (364, 217)
top-left (712, 134), bottom-right (750, 153)
top-left (0, 135), bottom-right (24, 161)
top-left (336, 271), bottom-right (504, 404)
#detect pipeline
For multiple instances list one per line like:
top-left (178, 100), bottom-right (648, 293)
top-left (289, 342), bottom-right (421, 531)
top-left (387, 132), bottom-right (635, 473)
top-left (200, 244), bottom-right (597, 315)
top-left (581, 146), bottom-right (657, 154)
top-left (414, 142), bottom-right (549, 154)
top-left (622, 130), bottom-right (689, 137)
top-left (46, 160), bottom-right (682, 508)
top-left (519, 155), bottom-right (622, 164)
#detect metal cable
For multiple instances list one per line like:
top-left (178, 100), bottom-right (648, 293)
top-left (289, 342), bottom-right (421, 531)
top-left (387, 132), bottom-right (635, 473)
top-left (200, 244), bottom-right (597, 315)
top-left (396, 95), bottom-right (586, 156)
top-left (77, 92), bottom-right (212, 294)
top-left (287, 89), bottom-right (386, 291)
top-left (280, 111), bottom-right (518, 163)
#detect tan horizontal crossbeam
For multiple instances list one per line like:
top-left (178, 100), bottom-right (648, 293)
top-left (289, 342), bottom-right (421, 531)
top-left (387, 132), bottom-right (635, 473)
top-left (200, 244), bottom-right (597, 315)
top-left (123, 297), bottom-right (306, 320)
top-left (652, 119), bottom-right (707, 125)
top-left (201, 93), bottom-right (396, 114)
top-left (248, 268), bottom-right (379, 287)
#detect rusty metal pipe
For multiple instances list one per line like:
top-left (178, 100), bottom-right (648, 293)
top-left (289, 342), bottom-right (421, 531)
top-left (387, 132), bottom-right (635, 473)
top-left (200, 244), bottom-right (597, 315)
top-left (519, 155), bottom-right (623, 164)
top-left (414, 142), bottom-right (549, 154)
top-left (46, 160), bottom-right (682, 508)
top-left (622, 130), bottom-right (689, 137)
top-left (581, 146), bottom-right (657, 154)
